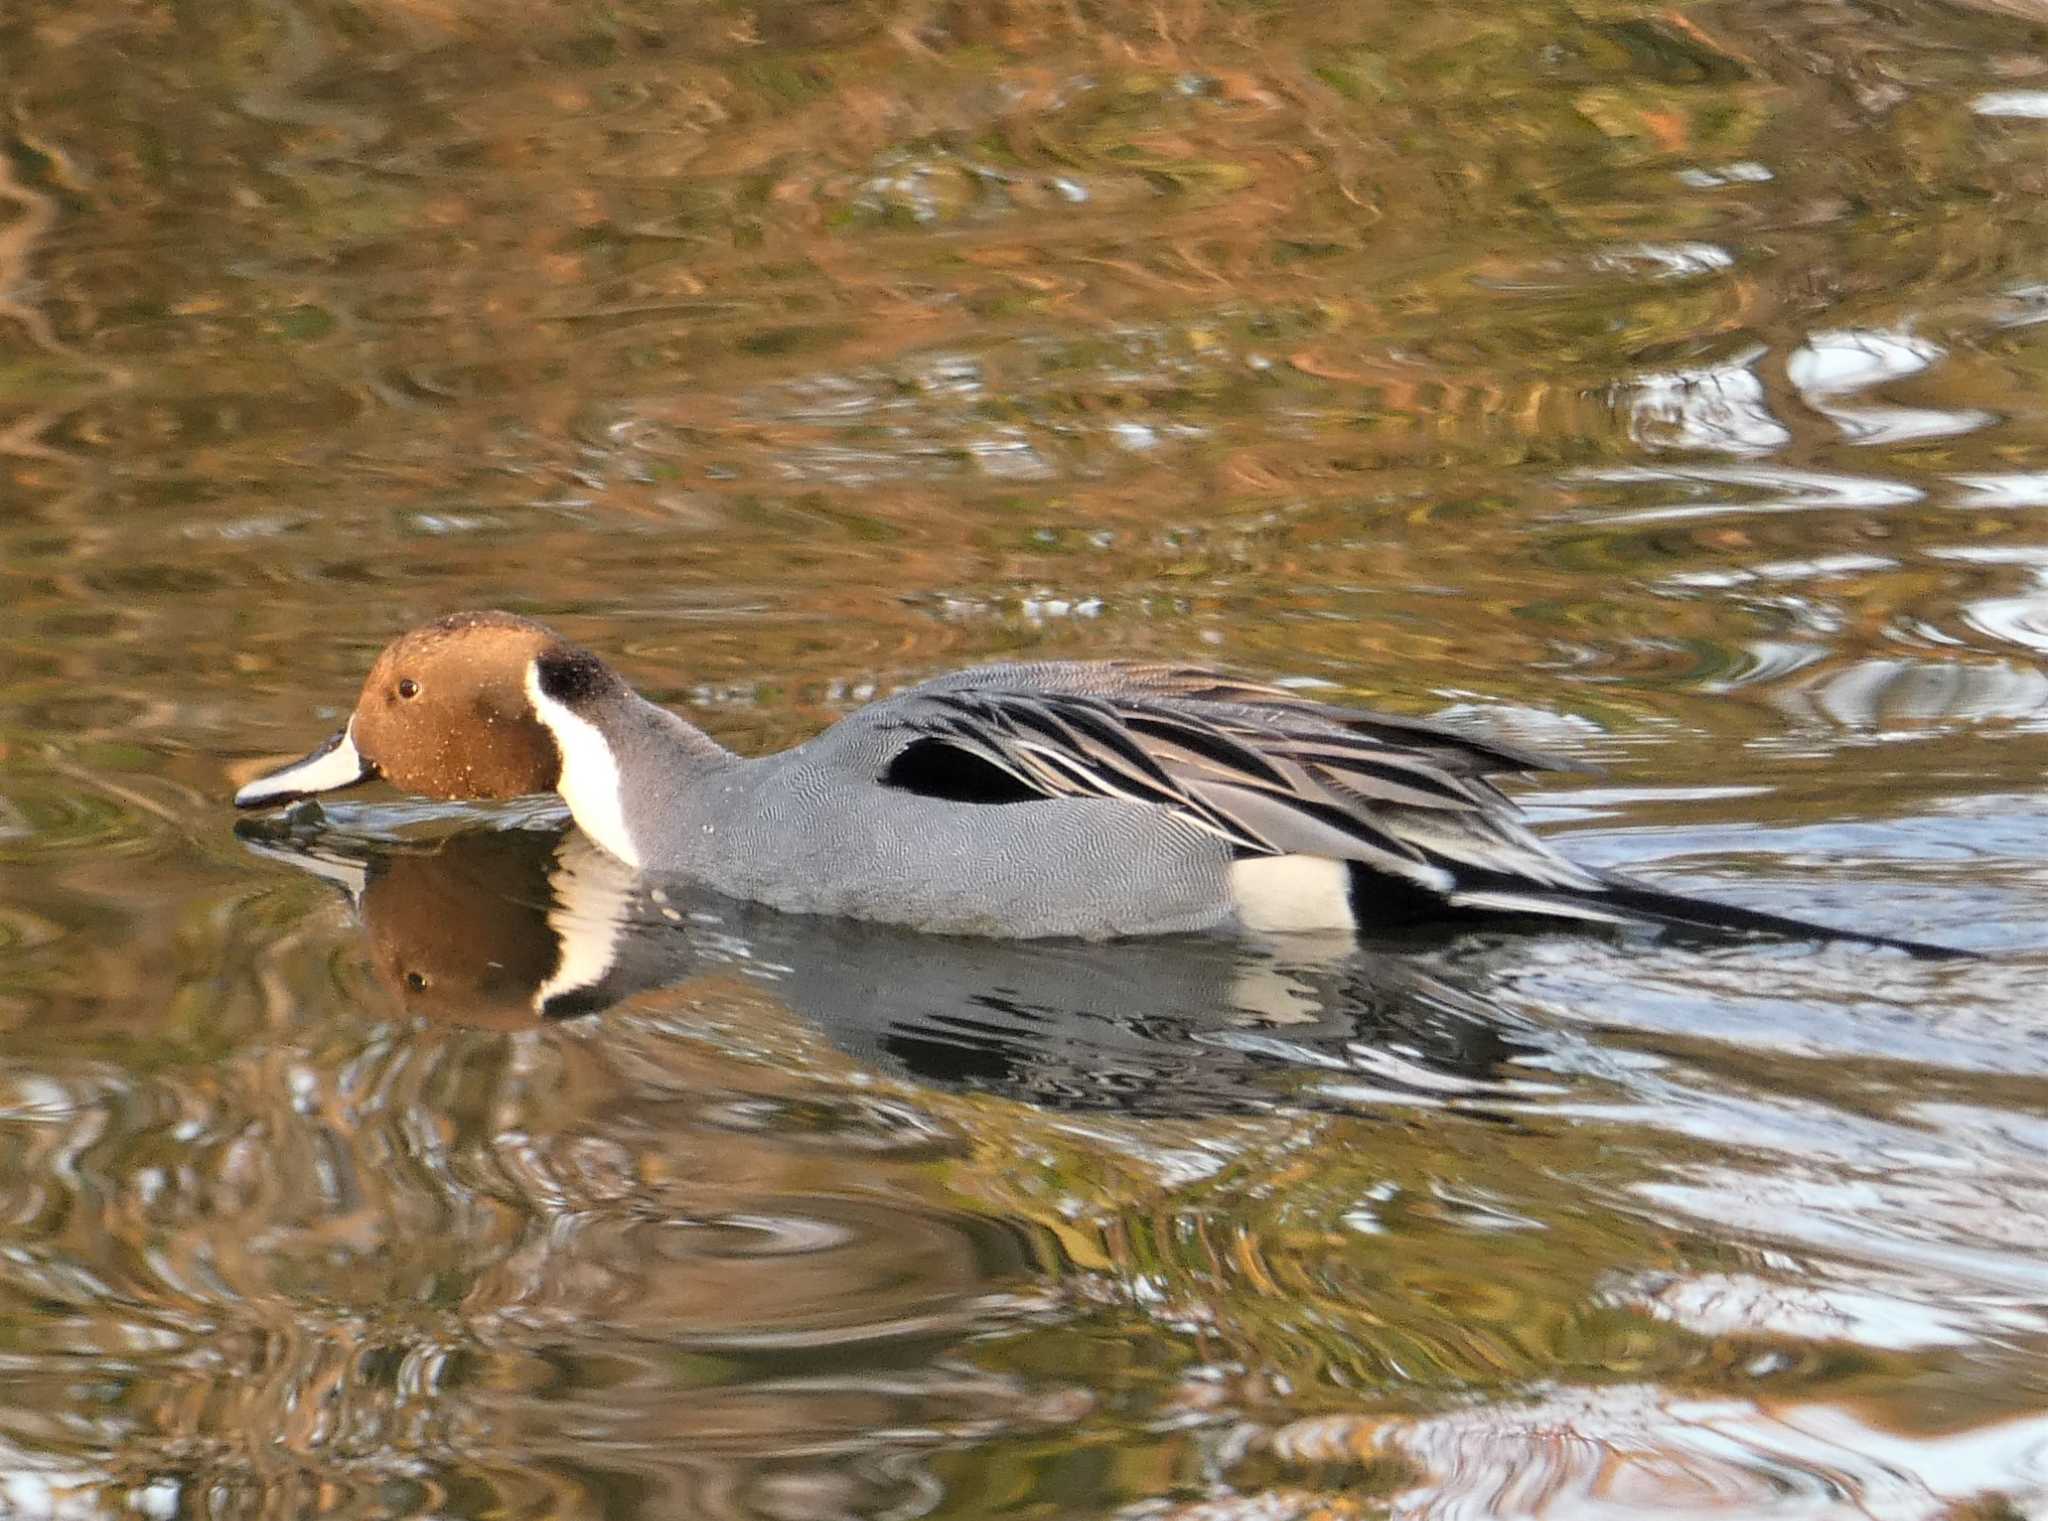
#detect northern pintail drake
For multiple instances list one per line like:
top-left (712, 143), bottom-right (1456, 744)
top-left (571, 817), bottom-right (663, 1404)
top-left (235, 611), bottom-right (1953, 952)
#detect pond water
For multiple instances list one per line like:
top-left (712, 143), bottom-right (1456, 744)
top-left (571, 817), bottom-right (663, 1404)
top-left (5, 0), bottom-right (2048, 1515)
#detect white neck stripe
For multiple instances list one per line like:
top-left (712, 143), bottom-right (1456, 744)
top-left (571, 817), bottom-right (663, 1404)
top-left (524, 664), bottom-right (643, 869)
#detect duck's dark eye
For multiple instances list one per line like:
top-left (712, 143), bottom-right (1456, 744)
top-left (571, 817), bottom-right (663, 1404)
top-left (397, 678), bottom-right (420, 700)
top-left (405, 971), bottom-right (428, 991)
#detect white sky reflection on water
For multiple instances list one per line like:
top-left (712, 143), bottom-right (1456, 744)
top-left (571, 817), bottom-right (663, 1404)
top-left (1624, 351), bottom-right (1791, 456)
top-left (1272, 1387), bottom-right (2048, 1520)
top-left (1787, 330), bottom-right (1995, 447)
top-left (1972, 91), bottom-right (2048, 118)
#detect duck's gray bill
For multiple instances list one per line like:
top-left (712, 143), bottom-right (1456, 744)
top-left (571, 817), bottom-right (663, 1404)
top-left (234, 724), bottom-right (373, 808)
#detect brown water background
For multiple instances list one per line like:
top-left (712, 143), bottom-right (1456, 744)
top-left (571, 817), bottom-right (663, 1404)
top-left (5, 0), bottom-right (2048, 1515)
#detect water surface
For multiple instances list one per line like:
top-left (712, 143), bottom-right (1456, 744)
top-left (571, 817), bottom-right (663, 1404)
top-left (4, 0), bottom-right (2048, 1515)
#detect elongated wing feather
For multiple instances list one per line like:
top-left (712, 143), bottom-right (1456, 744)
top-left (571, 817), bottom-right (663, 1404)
top-left (874, 668), bottom-right (1584, 897)
top-left (913, 660), bottom-right (1574, 779)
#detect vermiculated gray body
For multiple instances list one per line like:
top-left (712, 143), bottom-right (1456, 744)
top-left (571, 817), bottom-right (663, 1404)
top-left (609, 668), bottom-right (1241, 937)
top-left (589, 659), bottom-right (1590, 939)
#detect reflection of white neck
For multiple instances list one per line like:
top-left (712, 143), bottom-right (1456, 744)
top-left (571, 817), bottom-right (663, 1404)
top-left (524, 664), bottom-right (643, 869)
top-left (534, 836), bottom-right (637, 1014)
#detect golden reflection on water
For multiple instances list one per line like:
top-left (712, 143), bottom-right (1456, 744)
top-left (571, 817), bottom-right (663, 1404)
top-left (3, 0), bottom-right (2048, 1515)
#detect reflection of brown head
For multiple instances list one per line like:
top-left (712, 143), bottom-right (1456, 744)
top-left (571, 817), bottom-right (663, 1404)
top-left (351, 611), bottom-right (563, 800)
top-left (360, 833), bottom-right (561, 1030)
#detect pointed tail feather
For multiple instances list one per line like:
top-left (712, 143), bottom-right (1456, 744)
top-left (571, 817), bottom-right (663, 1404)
top-left (1445, 871), bottom-right (1970, 960)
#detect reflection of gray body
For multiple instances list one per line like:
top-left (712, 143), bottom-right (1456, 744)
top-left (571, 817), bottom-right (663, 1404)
top-left (753, 913), bottom-right (1534, 1113)
top-left (540, 832), bottom-right (1538, 1112)
top-left (242, 820), bottom-right (1540, 1115)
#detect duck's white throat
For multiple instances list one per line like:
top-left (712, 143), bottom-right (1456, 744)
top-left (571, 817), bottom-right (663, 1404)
top-left (524, 663), bottom-right (643, 869)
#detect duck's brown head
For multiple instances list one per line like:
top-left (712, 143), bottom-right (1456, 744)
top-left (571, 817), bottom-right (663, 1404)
top-left (235, 610), bottom-right (570, 808)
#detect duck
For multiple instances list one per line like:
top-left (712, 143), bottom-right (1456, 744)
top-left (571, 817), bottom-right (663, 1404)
top-left (234, 609), bottom-right (1954, 953)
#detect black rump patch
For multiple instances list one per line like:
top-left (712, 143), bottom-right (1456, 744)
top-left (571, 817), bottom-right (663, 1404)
top-left (880, 737), bottom-right (1041, 805)
top-left (532, 646), bottom-right (619, 706)
top-left (1344, 860), bottom-right (1465, 927)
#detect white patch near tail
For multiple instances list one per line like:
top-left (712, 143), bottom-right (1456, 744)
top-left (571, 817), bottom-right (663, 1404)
top-left (1229, 854), bottom-right (1355, 932)
top-left (1226, 960), bottom-right (1338, 1023)
top-left (524, 664), bottom-right (642, 869)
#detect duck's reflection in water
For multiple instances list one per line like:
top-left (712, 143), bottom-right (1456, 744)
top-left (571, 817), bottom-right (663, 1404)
top-left (241, 811), bottom-right (1550, 1115)
top-left (221, 814), bottom-right (1577, 1518)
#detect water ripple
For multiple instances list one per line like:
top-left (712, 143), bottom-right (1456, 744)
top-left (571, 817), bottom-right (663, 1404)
top-left (1573, 465), bottom-right (1923, 525)
top-left (1267, 1385), bottom-right (2048, 1519)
